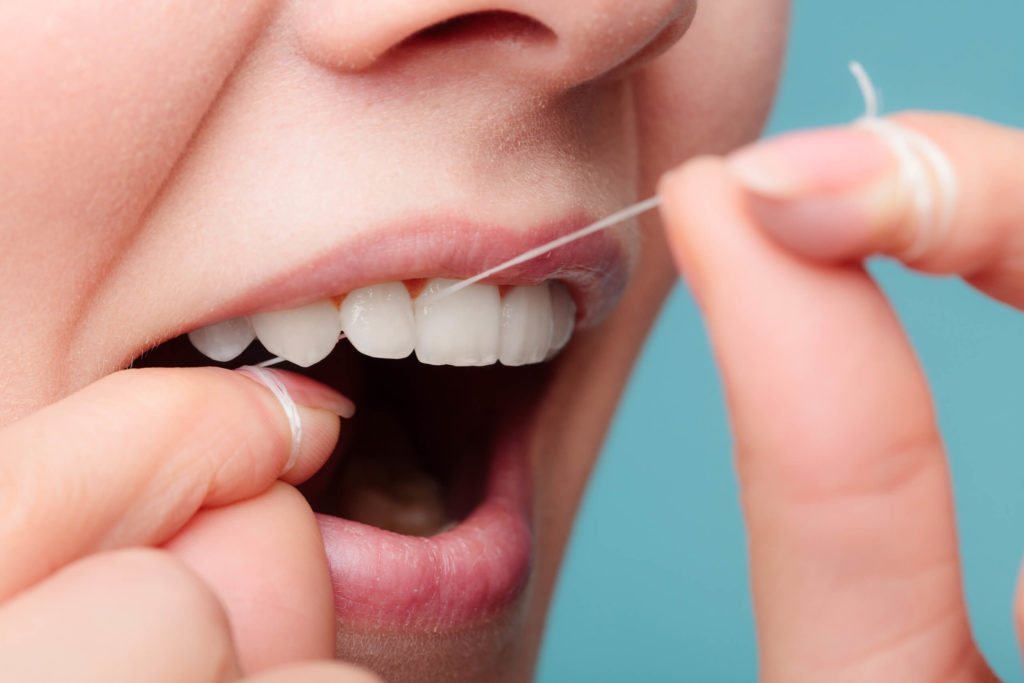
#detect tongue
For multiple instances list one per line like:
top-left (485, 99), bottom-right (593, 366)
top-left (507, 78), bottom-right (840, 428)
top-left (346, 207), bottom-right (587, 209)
top-left (326, 410), bottom-right (453, 537)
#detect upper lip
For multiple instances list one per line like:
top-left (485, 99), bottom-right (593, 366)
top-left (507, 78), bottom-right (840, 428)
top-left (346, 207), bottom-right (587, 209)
top-left (117, 211), bottom-right (636, 629)
top-left (187, 211), bottom-right (634, 338)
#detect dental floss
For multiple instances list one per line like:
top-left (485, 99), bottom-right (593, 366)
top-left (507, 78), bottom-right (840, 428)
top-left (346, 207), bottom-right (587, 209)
top-left (422, 195), bottom-right (663, 303)
top-left (248, 198), bottom-right (661, 367)
top-left (849, 61), bottom-right (959, 261)
top-left (849, 61), bottom-right (880, 118)
top-left (251, 333), bottom-right (347, 369)
top-left (427, 63), bottom-right (955, 300)
top-left (250, 62), bottom-right (958, 367)
top-left (236, 365), bottom-right (303, 470)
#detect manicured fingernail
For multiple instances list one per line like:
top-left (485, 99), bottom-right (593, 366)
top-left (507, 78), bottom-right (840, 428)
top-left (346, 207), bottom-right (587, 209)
top-left (727, 127), bottom-right (901, 259)
top-left (235, 366), bottom-right (353, 473)
top-left (729, 126), bottom-right (892, 198)
top-left (235, 367), bottom-right (355, 419)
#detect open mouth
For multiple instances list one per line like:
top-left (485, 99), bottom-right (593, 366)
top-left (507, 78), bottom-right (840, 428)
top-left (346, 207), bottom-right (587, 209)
top-left (129, 219), bottom-right (632, 634)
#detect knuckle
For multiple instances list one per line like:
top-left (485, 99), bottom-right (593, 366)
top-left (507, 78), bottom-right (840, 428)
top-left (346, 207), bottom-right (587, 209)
top-left (98, 367), bottom-right (223, 424)
top-left (742, 427), bottom-right (944, 505)
top-left (99, 367), bottom-right (287, 470)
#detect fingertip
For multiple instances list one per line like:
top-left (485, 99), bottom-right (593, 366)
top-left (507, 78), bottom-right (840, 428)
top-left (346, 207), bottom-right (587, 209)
top-left (657, 155), bottom-right (736, 304)
top-left (234, 366), bottom-right (348, 481)
top-left (725, 125), bottom-right (907, 263)
top-left (165, 483), bottom-right (336, 672)
top-left (657, 155), bottom-right (727, 253)
top-left (284, 404), bottom-right (342, 484)
top-left (236, 367), bottom-right (355, 419)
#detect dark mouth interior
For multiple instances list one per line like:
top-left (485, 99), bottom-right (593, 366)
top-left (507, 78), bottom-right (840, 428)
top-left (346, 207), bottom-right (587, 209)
top-left (133, 336), bottom-right (550, 537)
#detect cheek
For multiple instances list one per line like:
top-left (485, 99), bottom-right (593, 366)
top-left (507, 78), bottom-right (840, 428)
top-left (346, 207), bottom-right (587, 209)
top-left (632, 0), bottom-right (789, 185)
top-left (0, 0), bottom-right (274, 304)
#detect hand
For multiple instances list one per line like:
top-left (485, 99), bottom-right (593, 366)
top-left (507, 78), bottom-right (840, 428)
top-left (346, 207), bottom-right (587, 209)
top-left (0, 367), bottom-right (379, 682)
top-left (659, 113), bottom-right (1024, 681)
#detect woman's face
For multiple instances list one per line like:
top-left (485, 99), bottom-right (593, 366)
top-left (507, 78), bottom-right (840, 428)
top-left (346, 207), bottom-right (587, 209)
top-left (0, 1), bottom-right (786, 680)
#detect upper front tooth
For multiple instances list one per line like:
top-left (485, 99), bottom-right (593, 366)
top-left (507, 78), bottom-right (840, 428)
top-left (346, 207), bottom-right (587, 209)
top-left (339, 283), bottom-right (415, 359)
top-left (414, 278), bottom-right (501, 366)
top-left (546, 281), bottom-right (576, 359)
top-left (499, 284), bottom-right (553, 366)
top-left (187, 316), bottom-right (255, 363)
top-left (250, 300), bottom-right (342, 367)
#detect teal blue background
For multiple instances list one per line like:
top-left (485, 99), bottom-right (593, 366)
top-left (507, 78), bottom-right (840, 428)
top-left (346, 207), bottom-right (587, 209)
top-left (538, 1), bottom-right (1024, 680)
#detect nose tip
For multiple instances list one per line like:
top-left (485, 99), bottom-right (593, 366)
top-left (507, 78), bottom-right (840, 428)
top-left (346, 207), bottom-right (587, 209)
top-left (292, 0), bottom-right (695, 87)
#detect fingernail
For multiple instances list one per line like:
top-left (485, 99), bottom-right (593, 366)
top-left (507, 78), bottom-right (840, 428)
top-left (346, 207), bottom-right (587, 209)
top-left (235, 367), bottom-right (355, 419)
top-left (729, 126), bottom-right (892, 197)
top-left (235, 366), bottom-right (353, 474)
top-left (727, 127), bottom-right (901, 258)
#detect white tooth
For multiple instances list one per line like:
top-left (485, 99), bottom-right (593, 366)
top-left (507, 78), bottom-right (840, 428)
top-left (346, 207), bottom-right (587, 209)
top-left (339, 283), bottom-right (415, 359)
top-left (186, 317), bottom-right (255, 363)
top-left (414, 278), bottom-right (501, 366)
top-left (546, 281), bottom-right (576, 359)
top-left (250, 300), bottom-right (342, 367)
top-left (498, 285), bottom-right (553, 366)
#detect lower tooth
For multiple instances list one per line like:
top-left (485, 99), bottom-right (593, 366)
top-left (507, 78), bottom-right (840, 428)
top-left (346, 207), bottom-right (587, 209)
top-left (338, 475), bottom-right (449, 537)
top-left (187, 316), bottom-right (255, 362)
top-left (250, 300), bottom-right (342, 367)
top-left (332, 412), bottom-right (450, 537)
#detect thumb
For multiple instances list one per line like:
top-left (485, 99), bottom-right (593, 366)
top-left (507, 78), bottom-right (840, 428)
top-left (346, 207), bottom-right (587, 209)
top-left (0, 366), bottom-right (350, 601)
top-left (165, 483), bottom-right (337, 673)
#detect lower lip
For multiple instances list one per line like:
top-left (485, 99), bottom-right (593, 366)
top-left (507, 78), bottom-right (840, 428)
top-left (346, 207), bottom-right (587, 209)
top-left (315, 433), bottom-right (533, 629)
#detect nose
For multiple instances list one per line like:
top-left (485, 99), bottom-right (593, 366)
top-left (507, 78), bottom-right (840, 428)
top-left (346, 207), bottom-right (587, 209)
top-left (292, 0), bottom-right (695, 88)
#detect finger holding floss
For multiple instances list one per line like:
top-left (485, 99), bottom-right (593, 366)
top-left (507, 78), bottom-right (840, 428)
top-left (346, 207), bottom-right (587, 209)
top-left (728, 62), bottom-right (961, 264)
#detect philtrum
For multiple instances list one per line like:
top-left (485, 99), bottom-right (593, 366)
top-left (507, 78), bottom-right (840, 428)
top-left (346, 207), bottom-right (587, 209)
top-left (253, 62), bottom-right (951, 368)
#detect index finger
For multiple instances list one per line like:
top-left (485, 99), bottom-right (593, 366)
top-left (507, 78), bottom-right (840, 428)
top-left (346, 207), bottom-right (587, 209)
top-left (659, 158), bottom-right (990, 680)
top-left (727, 113), bottom-right (1024, 304)
top-left (0, 366), bottom-right (346, 601)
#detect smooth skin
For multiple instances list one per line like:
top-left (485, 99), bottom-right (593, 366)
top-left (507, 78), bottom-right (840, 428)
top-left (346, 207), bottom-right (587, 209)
top-left (10, 2), bottom-right (1024, 682)
top-left (6, 113), bottom-right (1024, 681)
top-left (0, 0), bottom-right (788, 680)
top-left (0, 367), bottom-right (380, 681)
top-left (659, 113), bottom-right (1024, 680)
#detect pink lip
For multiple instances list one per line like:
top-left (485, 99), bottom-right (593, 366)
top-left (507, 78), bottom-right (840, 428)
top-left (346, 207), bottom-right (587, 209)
top-left (317, 427), bottom-right (533, 629)
top-left (194, 212), bottom-right (631, 630)
top-left (219, 212), bottom-right (633, 331)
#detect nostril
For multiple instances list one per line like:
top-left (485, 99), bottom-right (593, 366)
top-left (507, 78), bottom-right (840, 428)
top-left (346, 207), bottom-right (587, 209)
top-left (403, 11), bottom-right (555, 49)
